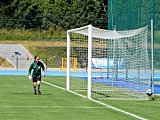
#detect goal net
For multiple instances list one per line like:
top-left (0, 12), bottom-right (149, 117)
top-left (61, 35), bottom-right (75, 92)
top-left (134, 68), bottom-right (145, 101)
top-left (66, 25), bottom-right (151, 100)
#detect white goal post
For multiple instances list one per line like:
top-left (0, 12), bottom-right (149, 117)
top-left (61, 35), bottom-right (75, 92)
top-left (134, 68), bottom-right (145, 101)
top-left (66, 24), bottom-right (151, 100)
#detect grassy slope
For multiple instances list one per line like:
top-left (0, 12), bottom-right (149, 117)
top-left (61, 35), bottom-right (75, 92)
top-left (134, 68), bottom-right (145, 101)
top-left (1, 40), bottom-right (160, 69)
top-left (0, 40), bottom-right (66, 49)
top-left (0, 40), bottom-right (160, 52)
top-left (0, 40), bottom-right (60, 68)
top-left (0, 56), bottom-right (14, 67)
top-left (0, 40), bottom-right (67, 66)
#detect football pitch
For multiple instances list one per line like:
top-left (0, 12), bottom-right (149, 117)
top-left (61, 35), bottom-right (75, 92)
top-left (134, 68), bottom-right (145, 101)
top-left (0, 75), bottom-right (159, 120)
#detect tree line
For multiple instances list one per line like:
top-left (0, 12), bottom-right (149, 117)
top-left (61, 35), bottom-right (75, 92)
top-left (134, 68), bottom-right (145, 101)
top-left (0, 0), bottom-right (159, 31)
top-left (0, 0), bottom-right (108, 30)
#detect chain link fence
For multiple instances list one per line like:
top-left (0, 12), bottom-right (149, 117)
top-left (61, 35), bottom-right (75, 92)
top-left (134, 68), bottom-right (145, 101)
top-left (0, 57), bottom-right (63, 71)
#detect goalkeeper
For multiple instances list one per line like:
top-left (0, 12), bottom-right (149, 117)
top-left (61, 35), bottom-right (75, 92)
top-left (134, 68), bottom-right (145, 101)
top-left (28, 56), bottom-right (46, 95)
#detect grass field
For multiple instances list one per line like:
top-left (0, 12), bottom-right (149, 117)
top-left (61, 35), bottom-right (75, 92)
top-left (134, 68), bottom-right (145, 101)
top-left (0, 75), bottom-right (159, 120)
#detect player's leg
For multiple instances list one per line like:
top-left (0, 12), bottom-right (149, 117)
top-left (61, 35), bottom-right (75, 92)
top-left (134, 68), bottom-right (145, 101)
top-left (32, 78), bottom-right (37, 95)
top-left (37, 77), bottom-right (41, 95)
top-left (33, 82), bottom-right (37, 95)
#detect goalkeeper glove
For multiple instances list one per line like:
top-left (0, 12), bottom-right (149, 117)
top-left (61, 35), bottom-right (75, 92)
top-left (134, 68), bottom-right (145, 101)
top-left (28, 75), bottom-right (32, 80)
top-left (42, 71), bottom-right (46, 76)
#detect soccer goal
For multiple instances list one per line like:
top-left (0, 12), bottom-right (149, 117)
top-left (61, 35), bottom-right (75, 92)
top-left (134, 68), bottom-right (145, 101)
top-left (66, 25), bottom-right (151, 100)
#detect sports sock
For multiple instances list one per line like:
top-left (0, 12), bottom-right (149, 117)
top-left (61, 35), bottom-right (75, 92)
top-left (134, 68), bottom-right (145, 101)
top-left (34, 86), bottom-right (36, 93)
top-left (38, 85), bottom-right (40, 91)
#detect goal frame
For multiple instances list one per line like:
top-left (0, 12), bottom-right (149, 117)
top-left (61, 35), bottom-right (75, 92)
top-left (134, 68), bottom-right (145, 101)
top-left (66, 25), bottom-right (92, 99)
top-left (66, 24), bottom-right (153, 100)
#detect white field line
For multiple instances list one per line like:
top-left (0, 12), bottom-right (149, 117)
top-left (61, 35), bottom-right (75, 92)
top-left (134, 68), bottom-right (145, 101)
top-left (42, 81), bottom-right (147, 120)
top-left (0, 106), bottom-right (105, 109)
top-left (0, 85), bottom-right (27, 86)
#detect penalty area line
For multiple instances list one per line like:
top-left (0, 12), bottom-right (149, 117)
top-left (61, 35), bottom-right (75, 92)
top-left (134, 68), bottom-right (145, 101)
top-left (42, 80), bottom-right (148, 120)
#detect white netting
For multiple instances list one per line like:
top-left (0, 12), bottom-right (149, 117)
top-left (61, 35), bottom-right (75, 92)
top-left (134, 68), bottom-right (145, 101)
top-left (73, 25), bottom-right (147, 39)
top-left (67, 25), bottom-right (151, 100)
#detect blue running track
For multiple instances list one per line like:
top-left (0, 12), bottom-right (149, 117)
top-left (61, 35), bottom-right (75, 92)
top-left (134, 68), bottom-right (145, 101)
top-left (0, 70), bottom-right (159, 94)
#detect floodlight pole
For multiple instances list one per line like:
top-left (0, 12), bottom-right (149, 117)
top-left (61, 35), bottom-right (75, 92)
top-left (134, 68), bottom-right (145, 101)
top-left (150, 0), bottom-right (155, 100)
top-left (151, 19), bottom-right (154, 100)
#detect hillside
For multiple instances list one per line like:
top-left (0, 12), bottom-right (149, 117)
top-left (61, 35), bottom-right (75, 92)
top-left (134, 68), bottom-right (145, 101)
top-left (0, 40), bottom-right (67, 56)
top-left (0, 40), bottom-right (160, 69)
top-left (0, 40), bottom-right (67, 68)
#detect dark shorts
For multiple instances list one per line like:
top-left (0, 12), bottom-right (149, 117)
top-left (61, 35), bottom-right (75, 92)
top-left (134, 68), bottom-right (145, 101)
top-left (32, 77), bottom-right (41, 82)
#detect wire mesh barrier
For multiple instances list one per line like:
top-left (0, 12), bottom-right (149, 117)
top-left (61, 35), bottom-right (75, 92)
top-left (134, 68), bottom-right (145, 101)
top-left (0, 57), bottom-right (62, 71)
top-left (108, 0), bottom-right (156, 30)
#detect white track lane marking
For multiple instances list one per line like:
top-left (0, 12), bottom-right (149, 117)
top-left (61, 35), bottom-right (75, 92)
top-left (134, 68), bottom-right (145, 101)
top-left (42, 81), bottom-right (147, 120)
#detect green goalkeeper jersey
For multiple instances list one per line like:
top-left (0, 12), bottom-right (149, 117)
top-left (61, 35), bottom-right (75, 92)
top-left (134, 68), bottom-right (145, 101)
top-left (28, 61), bottom-right (45, 78)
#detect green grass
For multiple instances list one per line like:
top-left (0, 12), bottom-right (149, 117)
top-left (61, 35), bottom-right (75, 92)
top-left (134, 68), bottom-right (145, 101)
top-left (0, 75), bottom-right (159, 120)
top-left (0, 28), bottom-right (66, 41)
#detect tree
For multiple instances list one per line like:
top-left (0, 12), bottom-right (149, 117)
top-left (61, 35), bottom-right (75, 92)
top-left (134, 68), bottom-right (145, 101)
top-left (0, 0), bottom-right (108, 30)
